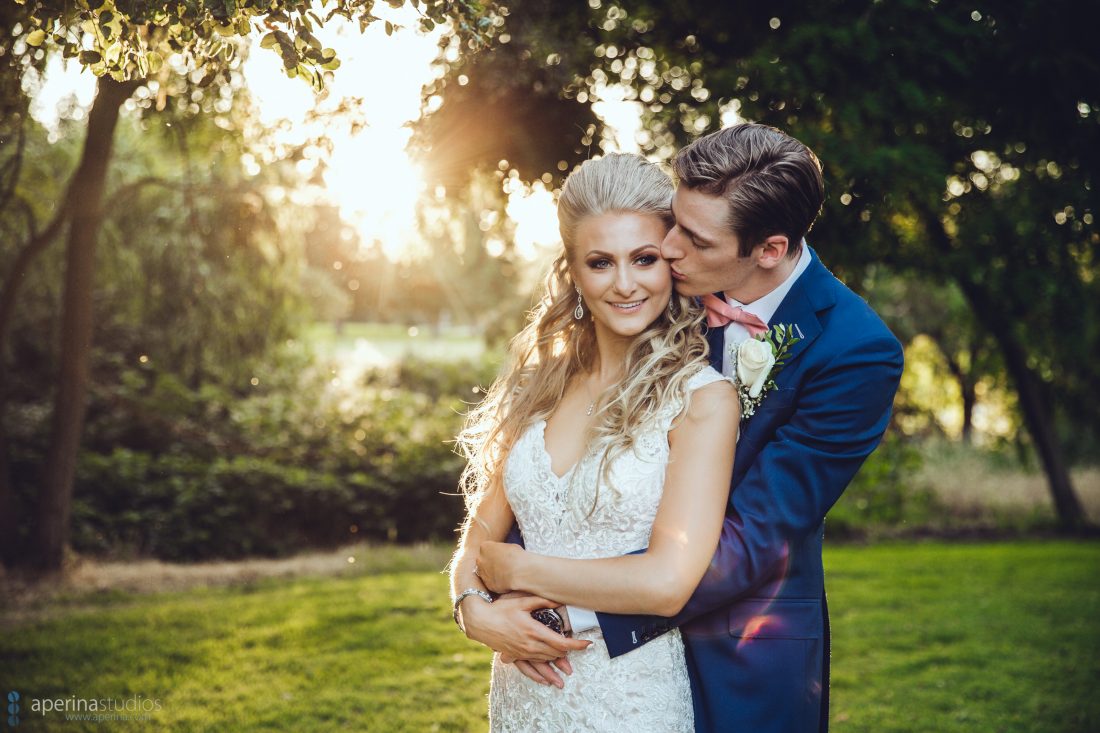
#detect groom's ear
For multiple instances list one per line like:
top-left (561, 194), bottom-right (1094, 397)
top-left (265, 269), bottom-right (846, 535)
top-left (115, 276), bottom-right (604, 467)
top-left (756, 235), bottom-right (789, 269)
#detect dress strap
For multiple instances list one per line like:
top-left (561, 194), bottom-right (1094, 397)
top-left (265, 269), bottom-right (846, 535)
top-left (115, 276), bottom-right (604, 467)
top-left (684, 365), bottom-right (733, 393)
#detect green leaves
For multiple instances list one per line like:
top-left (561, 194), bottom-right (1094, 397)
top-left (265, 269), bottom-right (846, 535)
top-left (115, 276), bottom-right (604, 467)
top-left (144, 50), bottom-right (163, 74)
top-left (764, 323), bottom-right (801, 371)
top-left (23, 0), bottom-right (500, 88)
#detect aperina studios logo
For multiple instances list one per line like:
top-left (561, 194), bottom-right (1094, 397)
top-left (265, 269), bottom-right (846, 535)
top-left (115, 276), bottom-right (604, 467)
top-left (7, 691), bottom-right (19, 727)
top-left (6, 691), bottom-right (163, 725)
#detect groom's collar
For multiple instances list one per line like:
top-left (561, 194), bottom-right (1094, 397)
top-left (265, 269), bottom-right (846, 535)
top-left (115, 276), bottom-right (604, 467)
top-left (709, 244), bottom-right (836, 326)
top-left (704, 245), bottom-right (836, 372)
top-left (721, 242), bottom-right (812, 324)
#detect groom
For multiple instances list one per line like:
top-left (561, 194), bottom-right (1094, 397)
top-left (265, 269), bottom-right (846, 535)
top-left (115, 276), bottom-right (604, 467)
top-left (467, 123), bottom-right (903, 732)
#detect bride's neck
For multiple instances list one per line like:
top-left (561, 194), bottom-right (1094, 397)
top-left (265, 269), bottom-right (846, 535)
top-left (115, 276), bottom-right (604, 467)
top-left (590, 327), bottom-right (632, 385)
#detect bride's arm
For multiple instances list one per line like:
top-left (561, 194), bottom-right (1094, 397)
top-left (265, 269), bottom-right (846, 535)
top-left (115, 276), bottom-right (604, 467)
top-left (476, 380), bottom-right (739, 617)
top-left (449, 475), bottom-right (511, 614)
top-left (450, 477), bottom-right (591, 663)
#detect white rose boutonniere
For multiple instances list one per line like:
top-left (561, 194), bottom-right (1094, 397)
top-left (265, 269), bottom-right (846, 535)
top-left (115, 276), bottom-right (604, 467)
top-left (728, 324), bottom-right (801, 418)
top-left (736, 338), bottom-right (776, 399)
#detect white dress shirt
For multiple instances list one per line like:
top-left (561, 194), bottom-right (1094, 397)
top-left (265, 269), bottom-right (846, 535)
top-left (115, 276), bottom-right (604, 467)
top-left (567, 243), bottom-right (812, 635)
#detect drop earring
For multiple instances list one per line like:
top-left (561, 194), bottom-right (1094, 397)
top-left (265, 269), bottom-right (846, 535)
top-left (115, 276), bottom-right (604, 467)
top-left (574, 287), bottom-right (585, 320)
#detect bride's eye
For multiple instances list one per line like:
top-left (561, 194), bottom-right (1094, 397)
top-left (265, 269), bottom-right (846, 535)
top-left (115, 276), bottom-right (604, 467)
top-left (635, 254), bottom-right (659, 266)
top-left (587, 258), bottom-right (612, 269)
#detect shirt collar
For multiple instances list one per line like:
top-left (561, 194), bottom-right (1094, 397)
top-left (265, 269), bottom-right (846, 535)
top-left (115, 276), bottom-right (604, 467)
top-left (726, 240), bottom-right (812, 324)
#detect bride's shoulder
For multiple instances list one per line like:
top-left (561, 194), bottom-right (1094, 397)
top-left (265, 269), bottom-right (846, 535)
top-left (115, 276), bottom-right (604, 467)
top-left (652, 365), bottom-right (735, 431)
top-left (670, 367), bottom-right (739, 435)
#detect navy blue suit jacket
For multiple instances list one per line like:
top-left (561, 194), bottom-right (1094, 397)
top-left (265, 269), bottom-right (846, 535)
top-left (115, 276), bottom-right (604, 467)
top-left (592, 248), bottom-right (903, 732)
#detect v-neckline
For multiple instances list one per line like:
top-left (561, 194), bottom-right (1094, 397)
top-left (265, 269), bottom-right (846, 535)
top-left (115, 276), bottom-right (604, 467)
top-left (536, 419), bottom-right (584, 481)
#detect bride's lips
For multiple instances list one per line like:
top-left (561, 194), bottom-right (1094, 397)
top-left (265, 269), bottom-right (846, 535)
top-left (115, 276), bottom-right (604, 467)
top-left (607, 298), bottom-right (647, 313)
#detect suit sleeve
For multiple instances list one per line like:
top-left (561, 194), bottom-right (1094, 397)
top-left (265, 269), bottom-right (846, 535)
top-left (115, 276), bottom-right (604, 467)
top-left (597, 332), bottom-right (903, 658)
top-left (505, 523), bottom-right (524, 548)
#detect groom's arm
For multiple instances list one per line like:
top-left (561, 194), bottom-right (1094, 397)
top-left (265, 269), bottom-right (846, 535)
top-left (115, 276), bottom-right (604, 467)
top-left (597, 333), bottom-right (903, 657)
top-left (503, 527), bottom-right (599, 633)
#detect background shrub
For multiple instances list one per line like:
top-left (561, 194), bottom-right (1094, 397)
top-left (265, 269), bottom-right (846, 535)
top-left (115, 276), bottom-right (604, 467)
top-left (11, 353), bottom-right (492, 561)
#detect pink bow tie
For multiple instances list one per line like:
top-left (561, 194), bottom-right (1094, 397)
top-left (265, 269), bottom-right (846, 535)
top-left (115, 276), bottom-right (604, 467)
top-left (701, 294), bottom-right (769, 336)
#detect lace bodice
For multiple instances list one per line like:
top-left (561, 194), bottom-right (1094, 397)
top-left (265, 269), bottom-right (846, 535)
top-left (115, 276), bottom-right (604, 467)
top-left (489, 366), bottom-right (730, 732)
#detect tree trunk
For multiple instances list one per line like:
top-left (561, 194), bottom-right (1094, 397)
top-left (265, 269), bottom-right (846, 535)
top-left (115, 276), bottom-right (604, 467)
top-left (959, 378), bottom-right (975, 443)
top-left (0, 199), bottom-right (71, 566)
top-left (955, 276), bottom-right (1086, 529)
top-left (0, 422), bottom-right (16, 564)
top-left (942, 353), bottom-right (976, 443)
top-left (916, 204), bottom-right (1086, 530)
top-left (33, 76), bottom-right (140, 571)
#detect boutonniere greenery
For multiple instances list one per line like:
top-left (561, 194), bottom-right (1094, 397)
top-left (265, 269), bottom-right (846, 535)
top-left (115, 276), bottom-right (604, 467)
top-left (728, 324), bottom-right (801, 418)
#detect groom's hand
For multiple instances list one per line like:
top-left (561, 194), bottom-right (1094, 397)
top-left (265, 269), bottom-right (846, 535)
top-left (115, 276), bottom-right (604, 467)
top-left (461, 592), bottom-right (590, 686)
top-left (502, 604), bottom-right (576, 687)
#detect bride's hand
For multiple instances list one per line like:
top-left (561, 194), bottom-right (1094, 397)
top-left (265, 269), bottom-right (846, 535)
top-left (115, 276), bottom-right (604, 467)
top-left (476, 541), bottom-right (525, 593)
top-left (495, 592), bottom-right (578, 689)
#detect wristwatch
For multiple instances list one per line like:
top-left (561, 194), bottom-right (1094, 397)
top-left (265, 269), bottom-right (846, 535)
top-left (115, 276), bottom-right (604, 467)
top-left (531, 607), bottom-right (566, 635)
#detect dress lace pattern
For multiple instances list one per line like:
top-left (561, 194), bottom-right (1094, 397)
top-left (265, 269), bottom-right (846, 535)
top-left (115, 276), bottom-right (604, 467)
top-left (488, 366), bottom-right (730, 732)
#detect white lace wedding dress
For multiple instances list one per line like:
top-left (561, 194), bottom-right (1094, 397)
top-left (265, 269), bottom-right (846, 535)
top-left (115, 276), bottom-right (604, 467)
top-left (488, 366), bottom-right (729, 733)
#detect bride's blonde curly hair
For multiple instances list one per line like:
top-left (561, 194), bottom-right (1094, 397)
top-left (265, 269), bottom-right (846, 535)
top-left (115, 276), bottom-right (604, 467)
top-left (457, 154), bottom-right (710, 512)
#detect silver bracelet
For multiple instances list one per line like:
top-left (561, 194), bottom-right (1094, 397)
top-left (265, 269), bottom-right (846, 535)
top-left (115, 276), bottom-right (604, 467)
top-left (453, 588), bottom-right (494, 629)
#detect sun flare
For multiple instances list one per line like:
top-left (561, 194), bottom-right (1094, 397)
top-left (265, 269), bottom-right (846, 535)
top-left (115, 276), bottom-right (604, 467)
top-left (242, 5), bottom-right (441, 261)
top-left (323, 136), bottom-right (427, 260)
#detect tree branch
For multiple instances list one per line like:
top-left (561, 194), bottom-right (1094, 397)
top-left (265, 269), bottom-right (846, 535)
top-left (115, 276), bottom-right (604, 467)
top-left (0, 195), bottom-right (69, 354)
top-left (0, 118), bottom-right (26, 213)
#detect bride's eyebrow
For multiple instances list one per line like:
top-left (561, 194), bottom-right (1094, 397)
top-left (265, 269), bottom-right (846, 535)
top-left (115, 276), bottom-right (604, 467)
top-left (584, 244), bottom-right (660, 259)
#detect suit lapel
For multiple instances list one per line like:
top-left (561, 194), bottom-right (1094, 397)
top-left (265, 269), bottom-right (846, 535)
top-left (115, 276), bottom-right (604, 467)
top-left (734, 253), bottom-right (832, 461)
top-left (767, 290), bottom-right (822, 378)
top-left (705, 314), bottom-right (725, 371)
top-left (763, 248), bottom-right (834, 378)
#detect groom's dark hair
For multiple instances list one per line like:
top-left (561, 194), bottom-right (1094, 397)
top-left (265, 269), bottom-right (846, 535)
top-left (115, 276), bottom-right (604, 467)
top-left (672, 123), bottom-right (825, 258)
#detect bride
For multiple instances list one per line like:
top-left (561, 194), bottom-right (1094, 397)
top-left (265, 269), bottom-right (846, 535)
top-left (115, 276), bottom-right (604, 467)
top-left (449, 153), bottom-right (739, 731)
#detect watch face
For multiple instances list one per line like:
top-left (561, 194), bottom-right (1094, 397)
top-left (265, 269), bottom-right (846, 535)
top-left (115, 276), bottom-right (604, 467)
top-left (531, 608), bottom-right (564, 635)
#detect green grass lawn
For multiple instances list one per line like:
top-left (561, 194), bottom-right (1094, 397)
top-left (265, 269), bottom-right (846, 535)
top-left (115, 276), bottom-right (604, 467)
top-left (826, 542), bottom-right (1098, 732)
top-left (2, 542), bottom-right (1097, 732)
